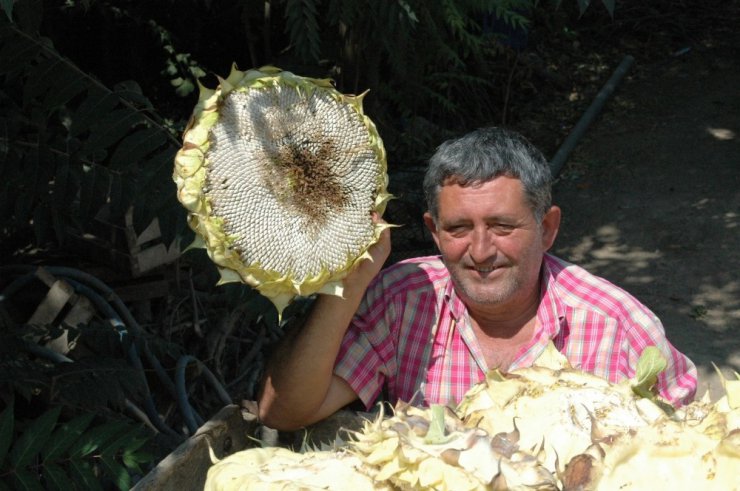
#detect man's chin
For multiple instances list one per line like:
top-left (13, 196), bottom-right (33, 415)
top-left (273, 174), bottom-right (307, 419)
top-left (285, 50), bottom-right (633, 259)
top-left (454, 280), bottom-right (511, 306)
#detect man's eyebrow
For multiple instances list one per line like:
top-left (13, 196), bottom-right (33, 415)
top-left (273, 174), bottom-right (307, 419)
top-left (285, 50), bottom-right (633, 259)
top-left (441, 214), bottom-right (521, 225)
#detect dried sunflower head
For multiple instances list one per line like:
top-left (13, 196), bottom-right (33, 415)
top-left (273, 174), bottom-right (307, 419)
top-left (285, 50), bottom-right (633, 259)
top-left (174, 65), bottom-right (392, 314)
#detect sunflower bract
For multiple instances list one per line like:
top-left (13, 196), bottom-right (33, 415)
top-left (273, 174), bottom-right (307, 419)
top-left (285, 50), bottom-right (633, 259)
top-left (174, 65), bottom-right (392, 315)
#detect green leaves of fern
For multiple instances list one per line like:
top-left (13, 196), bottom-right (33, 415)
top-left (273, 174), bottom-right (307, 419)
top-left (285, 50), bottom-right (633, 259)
top-left (0, 15), bottom-right (183, 255)
top-left (0, 403), bottom-right (152, 490)
top-left (284, 0), bottom-right (321, 62)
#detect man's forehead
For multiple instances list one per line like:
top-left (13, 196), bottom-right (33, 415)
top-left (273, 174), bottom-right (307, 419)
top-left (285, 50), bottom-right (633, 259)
top-left (437, 176), bottom-right (530, 214)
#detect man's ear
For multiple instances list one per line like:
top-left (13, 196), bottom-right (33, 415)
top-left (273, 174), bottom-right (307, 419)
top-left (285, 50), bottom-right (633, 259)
top-left (423, 212), bottom-right (441, 250)
top-left (542, 205), bottom-right (561, 250)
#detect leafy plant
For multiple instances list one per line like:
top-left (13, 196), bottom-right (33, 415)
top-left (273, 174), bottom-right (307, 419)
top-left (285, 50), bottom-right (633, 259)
top-left (631, 346), bottom-right (668, 399)
top-left (265, 0), bottom-right (616, 164)
top-left (0, 2), bottom-right (185, 257)
top-left (0, 402), bottom-right (153, 490)
top-left (0, 320), bottom-right (151, 416)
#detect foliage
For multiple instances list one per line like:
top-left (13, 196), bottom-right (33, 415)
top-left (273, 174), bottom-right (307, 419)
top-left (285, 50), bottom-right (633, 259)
top-left (0, 0), bottom-right (621, 257)
top-left (0, 1), bottom-right (186, 257)
top-left (0, 262), bottom-right (301, 446)
top-left (0, 0), bottom-right (622, 483)
top-left (0, 315), bottom-right (153, 418)
top-left (274, 0), bottom-right (535, 164)
top-left (258, 0), bottom-right (616, 163)
top-left (0, 402), bottom-right (152, 490)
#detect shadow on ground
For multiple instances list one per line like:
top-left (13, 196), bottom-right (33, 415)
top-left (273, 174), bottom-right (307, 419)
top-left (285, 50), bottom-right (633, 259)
top-left (552, 38), bottom-right (740, 400)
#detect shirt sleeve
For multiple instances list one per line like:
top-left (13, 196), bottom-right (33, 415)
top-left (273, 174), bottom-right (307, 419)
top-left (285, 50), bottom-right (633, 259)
top-left (333, 273), bottom-right (398, 409)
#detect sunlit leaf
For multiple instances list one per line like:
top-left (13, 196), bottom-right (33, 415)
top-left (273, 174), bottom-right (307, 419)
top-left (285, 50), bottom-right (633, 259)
top-left (99, 452), bottom-right (131, 490)
top-left (42, 412), bottom-right (95, 462)
top-left (424, 405), bottom-right (447, 444)
top-left (68, 420), bottom-right (131, 458)
top-left (632, 346), bottom-right (667, 398)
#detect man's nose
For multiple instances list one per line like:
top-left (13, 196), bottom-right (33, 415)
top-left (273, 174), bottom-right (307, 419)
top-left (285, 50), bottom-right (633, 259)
top-left (469, 227), bottom-right (495, 263)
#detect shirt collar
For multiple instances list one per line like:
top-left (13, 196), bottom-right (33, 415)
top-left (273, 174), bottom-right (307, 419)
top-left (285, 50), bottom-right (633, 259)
top-left (443, 276), bottom-right (467, 322)
top-left (537, 253), bottom-right (567, 338)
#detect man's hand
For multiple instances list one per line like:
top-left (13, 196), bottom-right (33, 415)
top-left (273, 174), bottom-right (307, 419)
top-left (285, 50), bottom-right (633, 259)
top-left (342, 212), bottom-right (392, 297)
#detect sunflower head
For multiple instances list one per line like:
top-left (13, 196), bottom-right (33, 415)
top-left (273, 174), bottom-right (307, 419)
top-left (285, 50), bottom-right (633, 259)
top-left (174, 65), bottom-right (392, 315)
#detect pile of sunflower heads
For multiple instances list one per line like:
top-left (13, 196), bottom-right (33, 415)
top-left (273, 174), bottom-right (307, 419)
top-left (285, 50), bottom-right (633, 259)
top-left (205, 344), bottom-right (739, 490)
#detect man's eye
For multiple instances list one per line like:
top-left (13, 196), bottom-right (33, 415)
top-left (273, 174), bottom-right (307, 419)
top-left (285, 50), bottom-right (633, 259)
top-left (445, 225), bottom-right (468, 235)
top-left (493, 224), bottom-right (515, 233)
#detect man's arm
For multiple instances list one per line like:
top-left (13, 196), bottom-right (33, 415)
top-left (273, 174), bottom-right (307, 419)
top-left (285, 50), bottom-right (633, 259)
top-left (257, 220), bottom-right (391, 431)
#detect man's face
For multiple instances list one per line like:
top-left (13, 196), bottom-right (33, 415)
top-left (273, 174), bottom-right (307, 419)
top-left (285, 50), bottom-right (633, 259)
top-left (424, 176), bottom-right (560, 311)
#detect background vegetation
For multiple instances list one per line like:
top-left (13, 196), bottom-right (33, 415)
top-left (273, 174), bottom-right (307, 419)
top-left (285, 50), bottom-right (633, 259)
top-left (0, 0), bottom-right (731, 487)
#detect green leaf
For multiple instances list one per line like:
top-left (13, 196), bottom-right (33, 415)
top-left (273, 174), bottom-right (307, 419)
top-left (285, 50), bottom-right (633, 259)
top-left (0, 29), bottom-right (42, 76)
top-left (78, 164), bottom-right (110, 225)
top-left (136, 146), bottom-right (177, 190)
top-left (81, 108), bottom-right (143, 158)
top-left (68, 420), bottom-right (130, 458)
top-left (10, 406), bottom-right (61, 468)
top-left (68, 88), bottom-right (119, 137)
top-left (632, 346), bottom-right (667, 397)
top-left (109, 127), bottom-right (167, 171)
top-left (43, 68), bottom-right (88, 111)
top-left (113, 80), bottom-right (153, 109)
top-left (284, 0), bottom-right (321, 62)
top-left (32, 199), bottom-right (51, 245)
top-left (68, 460), bottom-right (104, 491)
top-left (42, 463), bottom-right (76, 491)
top-left (13, 468), bottom-right (45, 491)
top-left (0, 402), bottom-right (14, 464)
top-left (108, 172), bottom-right (131, 220)
top-left (99, 452), bottom-right (131, 490)
top-left (174, 78), bottom-right (195, 97)
top-left (23, 57), bottom-right (65, 107)
top-left (150, 198), bottom-right (187, 246)
top-left (601, 0), bottom-right (615, 16)
top-left (424, 404), bottom-right (448, 444)
top-left (99, 426), bottom-right (148, 457)
top-left (1, 0), bottom-right (13, 21)
top-left (121, 450), bottom-right (143, 473)
top-left (51, 154), bottom-right (71, 210)
top-left (42, 412), bottom-right (95, 462)
top-left (13, 0), bottom-right (44, 34)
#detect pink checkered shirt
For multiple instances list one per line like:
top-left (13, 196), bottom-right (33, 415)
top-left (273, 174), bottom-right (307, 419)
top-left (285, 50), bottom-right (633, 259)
top-left (334, 254), bottom-right (697, 409)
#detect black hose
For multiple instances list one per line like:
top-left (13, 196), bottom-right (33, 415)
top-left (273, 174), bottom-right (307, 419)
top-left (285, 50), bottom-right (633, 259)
top-left (549, 55), bottom-right (635, 178)
top-left (63, 279), bottom-right (181, 438)
top-left (3, 264), bottom-right (236, 437)
top-left (175, 355), bottom-right (233, 434)
top-left (2, 266), bottom-right (181, 437)
top-left (2, 265), bottom-right (178, 397)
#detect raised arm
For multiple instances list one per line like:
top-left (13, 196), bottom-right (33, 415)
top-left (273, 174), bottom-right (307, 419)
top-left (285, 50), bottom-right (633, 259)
top-left (257, 219), bottom-right (391, 431)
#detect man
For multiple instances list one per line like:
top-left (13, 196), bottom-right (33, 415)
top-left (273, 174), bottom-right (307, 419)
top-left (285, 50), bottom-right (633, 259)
top-left (258, 127), bottom-right (697, 431)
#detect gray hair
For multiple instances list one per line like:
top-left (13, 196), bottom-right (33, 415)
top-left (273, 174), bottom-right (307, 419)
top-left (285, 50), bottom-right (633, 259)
top-left (423, 127), bottom-right (552, 222)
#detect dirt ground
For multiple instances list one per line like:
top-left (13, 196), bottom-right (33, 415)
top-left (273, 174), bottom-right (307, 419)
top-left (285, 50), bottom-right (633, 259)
top-left (549, 37), bottom-right (740, 400)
